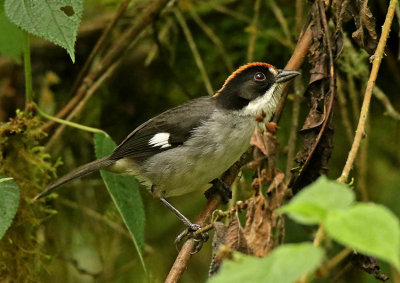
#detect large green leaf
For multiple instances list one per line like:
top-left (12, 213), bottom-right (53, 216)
top-left (94, 133), bottom-right (146, 273)
top-left (325, 203), bottom-right (400, 270)
top-left (0, 176), bottom-right (20, 239)
top-left (209, 243), bottom-right (324, 283)
top-left (278, 176), bottom-right (355, 225)
top-left (4, 0), bottom-right (83, 62)
top-left (0, 7), bottom-right (23, 63)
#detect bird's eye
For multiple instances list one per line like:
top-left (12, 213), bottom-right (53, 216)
top-left (254, 72), bottom-right (266, 81)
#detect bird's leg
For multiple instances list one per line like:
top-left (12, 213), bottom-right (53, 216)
top-left (159, 197), bottom-right (199, 231)
top-left (158, 196), bottom-right (209, 253)
top-left (204, 178), bottom-right (232, 204)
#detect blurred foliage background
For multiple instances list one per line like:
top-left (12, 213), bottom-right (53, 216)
top-left (0, 0), bottom-right (400, 282)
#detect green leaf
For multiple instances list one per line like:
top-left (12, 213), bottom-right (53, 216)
top-left (209, 243), bottom-right (324, 283)
top-left (325, 203), bottom-right (400, 270)
top-left (4, 0), bottom-right (83, 62)
top-left (278, 176), bottom-right (355, 225)
top-left (0, 176), bottom-right (20, 239)
top-left (93, 133), bottom-right (147, 273)
top-left (0, 8), bottom-right (23, 63)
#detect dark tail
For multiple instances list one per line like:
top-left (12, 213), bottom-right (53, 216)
top-left (34, 157), bottom-right (116, 200)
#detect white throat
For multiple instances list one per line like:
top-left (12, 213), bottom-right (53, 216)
top-left (237, 84), bottom-right (282, 120)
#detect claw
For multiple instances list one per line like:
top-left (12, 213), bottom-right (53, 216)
top-left (174, 224), bottom-right (209, 254)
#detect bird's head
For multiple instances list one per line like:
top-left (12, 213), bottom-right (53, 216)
top-left (214, 62), bottom-right (300, 117)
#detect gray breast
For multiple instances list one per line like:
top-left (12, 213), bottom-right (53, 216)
top-left (142, 111), bottom-right (256, 197)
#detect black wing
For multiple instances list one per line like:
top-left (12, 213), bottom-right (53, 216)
top-left (110, 96), bottom-right (216, 161)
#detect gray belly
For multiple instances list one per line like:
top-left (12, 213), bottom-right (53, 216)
top-left (142, 116), bottom-right (256, 197)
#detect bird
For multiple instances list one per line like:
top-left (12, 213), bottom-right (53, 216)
top-left (34, 62), bottom-right (300, 239)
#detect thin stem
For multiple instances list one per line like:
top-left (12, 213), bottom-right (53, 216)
top-left (247, 0), bottom-right (261, 62)
top-left (209, 3), bottom-right (252, 24)
top-left (319, 248), bottom-right (352, 275)
top-left (269, 0), bottom-right (292, 44)
top-left (299, 224), bottom-right (325, 283)
top-left (337, 77), bottom-right (354, 144)
top-left (34, 103), bottom-right (108, 136)
top-left (338, 0), bottom-right (398, 183)
top-left (373, 85), bottom-right (400, 120)
top-left (23, 31), bottom-right (33, 109)
top-left (174, 8), bottom-right (214, 95)
top-left (347, 73), bottom-right (360, 124)
top-left (313, 224), bottom-right (325, 246)
top-left (59, 198), bottom-right (130, 239)
top-left (190, 10), bottom-right (234, 72)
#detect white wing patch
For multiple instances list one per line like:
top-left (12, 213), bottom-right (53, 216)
top-left (149, 132), bottom-right (171, 149)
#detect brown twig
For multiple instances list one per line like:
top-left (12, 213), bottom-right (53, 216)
top-left (42, 0), bottom-right (132, 132)
top-left (174, 8), bottom-right (214, 95)
top-left (338, 0), bottom-right (398, 183)
top-left (41, 0), bottom-right (170, 133)
top-left (272, 25), bottom-right (312, 124)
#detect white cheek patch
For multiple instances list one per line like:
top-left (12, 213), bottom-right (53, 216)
top-left (149, 133), bottom-right (171, 148)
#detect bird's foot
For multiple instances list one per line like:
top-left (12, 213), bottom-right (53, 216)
top-left (205, 178), bottom-right (232, 204)
top-left (175, 223), bottom-right (209, 254)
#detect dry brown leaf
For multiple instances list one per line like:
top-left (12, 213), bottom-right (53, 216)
top-left (243, 172), bottom-right (289, 257)
top-left (226, 214), bottom-right (251, 254)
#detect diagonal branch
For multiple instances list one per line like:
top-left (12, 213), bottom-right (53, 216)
top-left (338, 0), bottom-right (398, 183)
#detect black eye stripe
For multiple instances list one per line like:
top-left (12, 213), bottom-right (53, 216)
top-left (254, 72), bottom-right (266, 81)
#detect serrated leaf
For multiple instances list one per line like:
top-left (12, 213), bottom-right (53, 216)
top-left (0, 176), bottom-right (20, 239)
top-left (278, 176), bottom-right (355, 225)
top-left (93, 133), bottom-right (147, 273)
top-left (0, 9), bottom-right (23, 63)
top-left (325, 203), bottom-right (400, 270)
top-left (209, 243), bottom-right (324, 283)
top-left (4, 0), bottom-right (83, 62)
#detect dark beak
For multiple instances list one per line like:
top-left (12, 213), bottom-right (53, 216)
top-left (275, 69), bottom-right (301, 83)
